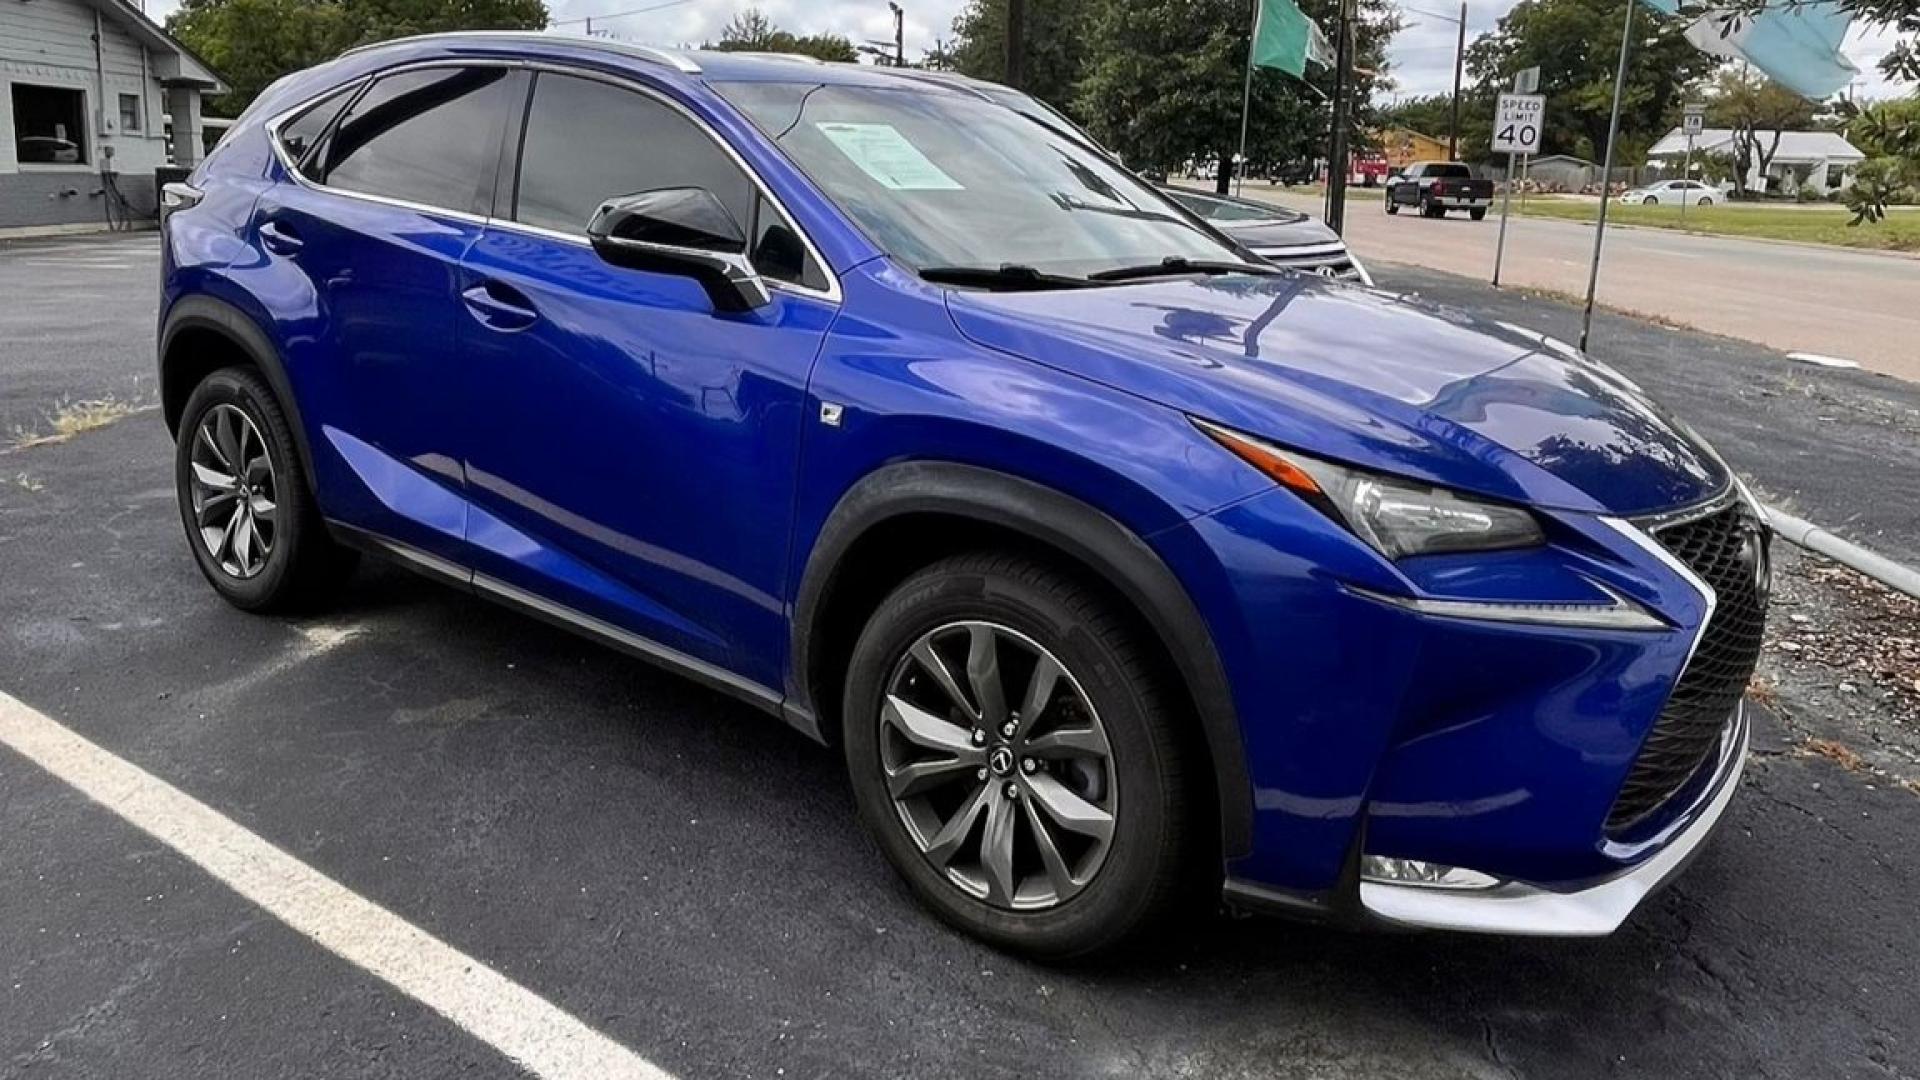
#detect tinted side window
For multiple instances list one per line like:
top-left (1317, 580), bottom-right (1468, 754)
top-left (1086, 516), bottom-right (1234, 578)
top-left (321, 67), bottom-right (517, 215)
top-left (516, 74), bottom-right (755, 235)
top-left (276, 84), bottom-right (359, 176)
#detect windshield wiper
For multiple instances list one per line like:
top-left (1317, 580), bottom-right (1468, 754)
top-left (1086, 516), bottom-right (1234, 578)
top-left (1085, 256), bottom-right (1279, 282)
top-left (918, 264), bottom-right (1094, 291)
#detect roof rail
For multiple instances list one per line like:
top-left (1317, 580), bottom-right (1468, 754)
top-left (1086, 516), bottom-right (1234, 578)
top-left (720, 50), bottom-right (827, 65)
top-left (338, 31), bottom-right (702, 74)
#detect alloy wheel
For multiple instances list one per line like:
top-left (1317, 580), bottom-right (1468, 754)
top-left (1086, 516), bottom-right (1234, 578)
top-left (188, 403), bottom-right (277, 579)
top-left (880, 620), bottom-right (1117, 911)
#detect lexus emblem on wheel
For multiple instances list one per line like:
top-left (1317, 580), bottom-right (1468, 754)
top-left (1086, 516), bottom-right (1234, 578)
top-left (988, 745), bottom-right (1016, 777)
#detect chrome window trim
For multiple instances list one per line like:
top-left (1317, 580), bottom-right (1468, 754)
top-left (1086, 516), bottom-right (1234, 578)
top-left (261, 57), bottom-right (841, 304)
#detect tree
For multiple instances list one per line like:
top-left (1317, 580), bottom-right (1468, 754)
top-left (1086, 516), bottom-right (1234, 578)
top-left (948, 0), bottom-right (1096, 116)
top-left (1703, 67), bottom-right (1816, 197)
top-left (1379, 94), bottom-right (1457, 139)
top-left (168, 0), bottom-right (548, 116)
top-left (1075, 0), bottom-right (1399, 192)
top-left (710, 7), bottom-right (859, 63)
top-left (1462, 0), bottom-right (1717, 164)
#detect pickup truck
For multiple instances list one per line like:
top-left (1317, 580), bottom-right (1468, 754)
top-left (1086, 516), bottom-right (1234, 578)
top-left (1384, 162), bottom-right (1494, 220)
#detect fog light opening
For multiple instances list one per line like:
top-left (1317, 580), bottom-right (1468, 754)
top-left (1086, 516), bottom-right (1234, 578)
top-left (1361, 856), bottom-right (1502, 890)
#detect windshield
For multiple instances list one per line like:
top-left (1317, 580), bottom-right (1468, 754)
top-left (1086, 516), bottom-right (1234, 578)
top-left (715, 81), bottom-right (1240, 278)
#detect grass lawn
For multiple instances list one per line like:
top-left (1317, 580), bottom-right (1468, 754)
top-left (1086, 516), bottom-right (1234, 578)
top-left (1515, 197), bottom-right (1920, 253)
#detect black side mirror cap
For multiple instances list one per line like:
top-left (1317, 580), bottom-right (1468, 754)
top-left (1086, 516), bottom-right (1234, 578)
top-left (586, 187), bottom-right (771, 313)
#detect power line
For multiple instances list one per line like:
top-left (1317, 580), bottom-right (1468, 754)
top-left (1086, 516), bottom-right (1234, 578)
top-left (549, 0), bottom-right (695, 29)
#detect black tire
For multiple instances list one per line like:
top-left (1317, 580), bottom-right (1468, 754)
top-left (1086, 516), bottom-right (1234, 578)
top-left (1697, 197), bottom-right (1713, 207)
top-left (174, 366), bottom-right (354, 612)
top-left (1643, 196), bottom-right (1658, 206)
top-left (1385, 194), bottom-right (1400, 215)
top-left (1423, 198), bottom-right (1444, 218)
top-left (843, 551), bottom-right (1198, 959)
top-left (1470, 207), bottom-right (1487, 221)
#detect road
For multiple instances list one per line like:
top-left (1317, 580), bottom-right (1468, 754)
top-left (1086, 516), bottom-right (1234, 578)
top-left (2, 235), bottom-right (1918, 1080)
top-left (1225, 184), bottom-right (1920, 383)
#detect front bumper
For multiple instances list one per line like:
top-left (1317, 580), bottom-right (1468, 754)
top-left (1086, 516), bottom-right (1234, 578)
top-left (1356, 701), bottom-right (1748, 935)
top-left (1161, 482), bottom-right (1761, 936)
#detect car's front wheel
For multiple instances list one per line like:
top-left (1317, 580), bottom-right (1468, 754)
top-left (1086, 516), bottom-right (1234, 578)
top-left (1386, 193), bottom-right (1400, 215)
top-left (1643, 195), bottom-right (1659, 205)
top-left (843, 552), bottom-right (1197, 958)
top-left (174, 367), bottom-right (353, 611)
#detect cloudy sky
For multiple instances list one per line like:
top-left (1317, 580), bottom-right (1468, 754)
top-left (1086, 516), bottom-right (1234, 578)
top-left (143, 0), bottom-right (1909, 101)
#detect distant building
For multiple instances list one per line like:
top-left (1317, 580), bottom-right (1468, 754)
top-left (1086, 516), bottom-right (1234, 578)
top-left (1379, 127), bottom-right (1451, 171)
top-left (1524, 154), bottom-right (1598, 191)
top-left (1648, 127), bottom-right (1864, 195)
top-left (2, 0), bottom-right (225, 234)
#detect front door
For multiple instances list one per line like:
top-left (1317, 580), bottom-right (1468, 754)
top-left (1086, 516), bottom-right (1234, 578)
top-left (456, 71), bottom-right (838, 691)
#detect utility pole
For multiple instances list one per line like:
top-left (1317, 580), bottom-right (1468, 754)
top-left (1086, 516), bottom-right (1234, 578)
top-left (889, 2), bottom-right (904, 67)
top-left (1324, 0), bottom-right (1355, 234)
top-left (1449, 1), bottom-right (1465, 159)
top-left (1005, 0), bottom-right (1027, 88)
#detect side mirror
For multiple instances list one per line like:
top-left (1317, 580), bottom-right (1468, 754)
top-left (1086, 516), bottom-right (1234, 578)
top-left (587, 187), bottom-right (771, 313)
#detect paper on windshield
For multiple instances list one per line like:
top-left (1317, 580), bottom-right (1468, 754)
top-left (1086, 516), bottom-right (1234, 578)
top-left (814, 122), bottom-right (964, 191)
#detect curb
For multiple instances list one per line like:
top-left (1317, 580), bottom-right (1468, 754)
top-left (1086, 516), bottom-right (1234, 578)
top-left (1764, 505), bottom-right (1920, 601)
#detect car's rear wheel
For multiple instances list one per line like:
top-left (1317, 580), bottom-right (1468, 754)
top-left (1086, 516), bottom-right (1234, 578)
top-left (1470, 207), bottom-right (1488, 221)
top-left (1696, 196), bottom-right (1713, 207)
top-left (174, 367), bottom-right (353, 612)
top-left (1422, 198), bottom-right (1444, 218)
top-left (843, 552), bottom-right (1196, 958)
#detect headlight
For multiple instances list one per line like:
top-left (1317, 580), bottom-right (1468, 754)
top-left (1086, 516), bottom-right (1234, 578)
top-left (1197, 421), bottom-right (1544, 560)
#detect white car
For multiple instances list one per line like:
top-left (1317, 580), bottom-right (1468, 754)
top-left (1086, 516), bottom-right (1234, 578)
top-left (1622, 180), bottom-right (1718, 207)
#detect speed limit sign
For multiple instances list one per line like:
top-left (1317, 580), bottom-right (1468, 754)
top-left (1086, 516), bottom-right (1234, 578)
top-left (1492, 93), bottom-right (1545, 155)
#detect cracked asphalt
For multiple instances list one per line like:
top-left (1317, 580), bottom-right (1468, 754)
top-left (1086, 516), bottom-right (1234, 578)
top-left (2, 235), bottom-right (1917, 1079)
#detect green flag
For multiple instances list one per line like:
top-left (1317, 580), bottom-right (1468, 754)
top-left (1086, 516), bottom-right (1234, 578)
top-left (1252, 0), bottom-right (1334, 78)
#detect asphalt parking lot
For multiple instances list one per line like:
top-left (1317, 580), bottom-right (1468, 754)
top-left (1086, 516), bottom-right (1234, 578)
top-left (3, 234), bottom-right (1917, 1080)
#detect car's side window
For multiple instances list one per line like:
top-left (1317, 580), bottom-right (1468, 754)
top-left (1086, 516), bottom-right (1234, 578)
top-left (318, 66), bottom-right (519, 216)
top-left (275, 83), bottom-right (360, 177)
top-left (513, 72), bottom-right (825, 290)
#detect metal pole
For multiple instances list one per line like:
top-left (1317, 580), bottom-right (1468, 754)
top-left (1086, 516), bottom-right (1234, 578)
top-left (1680, 133), bottom-right (1694, 227)
top-left (891, 3), bottom-right (904, 67)
top-left (1237, 0), bottom-right (1257, 198)
top-left (1493, 152), bottom-right (1516, 286)
top-left (1578, 0), bottom-right (1634, 353)
top-left (1324, 0), bottom-right (1354, 233)
top-left (1448, 1), bottom-right (1465, 159)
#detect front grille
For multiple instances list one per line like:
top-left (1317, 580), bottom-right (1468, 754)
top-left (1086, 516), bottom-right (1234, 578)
top-left (1606, 498), bottom-right (1770, 834)
top-left (1254, 243), bottom-right (1364, 281)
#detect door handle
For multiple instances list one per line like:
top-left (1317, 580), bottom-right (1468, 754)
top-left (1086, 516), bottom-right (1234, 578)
top-left (259, 220), bottom-right (303, 255)
top-left (460, 282), bottom-right (540, 332)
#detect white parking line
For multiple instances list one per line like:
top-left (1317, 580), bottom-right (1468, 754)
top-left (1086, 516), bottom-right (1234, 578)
top-left (0, 689), bottom-right (674, 1080)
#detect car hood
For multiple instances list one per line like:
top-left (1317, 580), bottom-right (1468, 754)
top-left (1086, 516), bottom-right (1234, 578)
top-left (944, 274), bottom-right (1727, 516)
top-left (1219, 213), bottom-right (1340, 250)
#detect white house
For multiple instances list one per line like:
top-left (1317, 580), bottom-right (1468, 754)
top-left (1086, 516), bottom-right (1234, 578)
top-left (1648, 127), bottom-right (1865, 196)
top-left (1, 0), bottom-right (225, 233)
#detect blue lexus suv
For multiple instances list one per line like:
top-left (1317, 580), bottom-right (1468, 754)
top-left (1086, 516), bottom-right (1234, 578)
top-left (159, 34), bottom-right (1769, 957)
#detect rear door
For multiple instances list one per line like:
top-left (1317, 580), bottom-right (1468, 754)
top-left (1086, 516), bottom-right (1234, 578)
top-left (250, 64), bottom-right (524, 558)
top-left (454, 70), bottom-right (839, 690)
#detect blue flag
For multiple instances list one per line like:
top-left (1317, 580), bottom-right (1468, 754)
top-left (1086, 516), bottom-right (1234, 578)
top-left (1636, 0), bottom-right (1858, 99)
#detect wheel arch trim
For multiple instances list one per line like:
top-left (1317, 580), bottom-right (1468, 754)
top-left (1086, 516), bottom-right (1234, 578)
top-left (160, 294), bottom-right (314, 480)
top-left (791, 460), bottom-right (1254, 858)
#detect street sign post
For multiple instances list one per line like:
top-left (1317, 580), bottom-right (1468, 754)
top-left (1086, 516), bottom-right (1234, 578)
top-left (1491, 91), bottom-right (1544, 288)
top-left (1680, 102), bottom-right (1705, 227)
